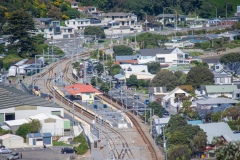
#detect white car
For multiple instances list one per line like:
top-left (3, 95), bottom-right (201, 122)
top-left (174, 28), bottom-right (182, 31)
top-left (0, 148), bottom-right (12, 154)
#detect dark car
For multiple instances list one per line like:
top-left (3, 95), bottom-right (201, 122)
top-left (61, 147), bottom-right (77, 154)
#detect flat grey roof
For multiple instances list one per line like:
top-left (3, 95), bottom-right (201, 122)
top-left (139, 48), bottom-right (174, 56)
top-left (195, 97), bottom-right (239, 105)
top-left (0, 85), bottom-right (62, 109)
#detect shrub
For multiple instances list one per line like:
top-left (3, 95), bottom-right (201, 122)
top-left (73, 134), bottom-right (89, 155)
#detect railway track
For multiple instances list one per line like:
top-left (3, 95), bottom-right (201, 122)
top-left (62, 59), bottom-right (159, 160)
top-left (32, 53), bottom-right (134, 159)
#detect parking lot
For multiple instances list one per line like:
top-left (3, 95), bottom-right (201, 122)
top-left (0, 146), bottom-right (77, 160)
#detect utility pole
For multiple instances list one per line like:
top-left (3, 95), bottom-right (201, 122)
top-left (106, 133), bottom-right (109, 160)
top-left (163, 125), bottom-right (167, 160)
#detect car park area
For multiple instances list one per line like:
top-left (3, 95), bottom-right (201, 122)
top-left (0, 146), bottom-right (76, 160)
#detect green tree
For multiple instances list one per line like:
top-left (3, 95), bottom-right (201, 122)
top-left (109, 64), bottom-right (121, 76)
top-left (186, 66), bottom-right (214, 88)
top-left (64, 8), bottom-right (80, 19)
top-left (190, 130), bottom-right (207, 153)
top-left (190, 60), bottom-right (208, 68)
top-left (135, 32), bottom-right (168, 48)
top-left (150, 70), bottom-right (179, 91)
top-left (168, 145), bottom-right (192, 160)
top-left (16, 120), bottom-right (42, 139)
top-left (222, 107), bottom-right (240, 121)
top-left (48, 6), bottom-right (62, 20)
top-left (179, 74), bottom-right (187, 85)
top-left (126, 75), bottom-right (138, 88)
top-left (7, 9), bottom-right (35, 57)
top-left (100, 82), bottom-right (109, 93)
top-left (174, 71), bottom-right (184, 79)
top-left (113, 45), bottom-right (133, 56)
top-left (231, 22), bottom-right (240, 31)
top-left (215, 141), bottom-right (240, 160)
top-left (91, 77), bottom-right (96, 87)
top-left (220, 53), bottom-right (240, 74)
top-left (147, 62), bottom-right (161, 74)
top-left (0, 59), bottom-right (3, 69)
top-left (147, 101), bottom-right (163, 118)
top-left (96, 63), bottom-right (104, 74)
top-left (84, 26), bottom-right (106, 39)
top-left (183, 100), bottom-right (192, 111)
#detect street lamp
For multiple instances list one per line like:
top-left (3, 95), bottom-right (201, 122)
top-left (226, 3), bottom-right (230, 26)
top-left (210, 5), bottom-right (217, 27)
top-left (144, 12), bottom-right (148, 31)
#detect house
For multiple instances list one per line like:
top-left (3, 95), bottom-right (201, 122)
top-left (65, 18), bottom-right (91, 30)
top-left (33, 19), bottom-right (73, 39)
top-left (66, 0), bottom-right (79, 8)
top-left (102, 12), bottom-right (142, 33)
top-left (30, 113), bottom-right (67, 136)
top-left (65, 84), bottom-right (102, 101)
top-left (193, 97), bottom-right (239, 108)
top-left (211, 62), bottom-right (233, 84)
top-left (138, 47), bottom-right (186, 66)
top-left (115, 54), bottom-right (139, 64)
top-left (155, 14), bottom-right (188, 25)
top-left (202, 58), bottom-right (219, 69)
top-left (26, 133), bottom-right (52, 146)
top-left (162, 87), bottom-right (190, 113)
top-left (197, 122), bottom-right (240, 144)
top-left (200, 85), bottom-right (238, 98)
top-left (87, 18), bottom-right (102, 25)
top-left (234, 6), bottom-right (240, 17)
top-left (0, 134), bottom-right (24, 148)
top-left (233, 89), bottom-right (240, 99)
top-left (120, 64), bottom-right (155, 80)
top-left (207, 18), bottom-right (222, 26)
top-left (0, 85), bottom-right (64, 124)
top-left (218, 31), bottom-right (240, 41)
top-left (148, 87), bottom-right (168, 102)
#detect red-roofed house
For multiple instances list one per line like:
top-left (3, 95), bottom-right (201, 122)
top-left (65, 84), bottom-right (102, 101)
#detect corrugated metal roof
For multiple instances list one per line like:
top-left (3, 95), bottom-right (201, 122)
top-left (206, 85), bottom-right (238, 93)
top-left (27, 132), bottom-right (52, 138)
top-left (0, 134), bottom-right (23, 140)
top-left (30, 113), bottom-right (62, 121)
top-left (0, 85), bottom-right (62, 109)
top-left (198, 122), bottom-right (236, 143)
top-left (139, 48), bottom-right (174, 56)
top-left (195, 98), bottom-right (239, 105)
top-left (5, 119), bottom-right (30, 126)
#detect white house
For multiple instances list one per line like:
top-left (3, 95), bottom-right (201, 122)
top-left (102, 12), bottom-right (142, 33)
top-left (30, 113), bottom-right (65, 136)
top-left (193, 97), bottom-right (239, 108)
top-left (162, 87), bottom-right (190, 113)
top-left (120, 64), bottom-right (155, 80)
top-left (65, 18), bottom-right (91, 30)
top-left (138, 47), bottom-right (185, 66)
top-left (201, 85), bottom-right (238, 98)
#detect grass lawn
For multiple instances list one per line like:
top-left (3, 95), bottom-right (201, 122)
top-left (52, 141), bottom-right (71, 146)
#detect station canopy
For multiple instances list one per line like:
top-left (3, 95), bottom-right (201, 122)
top-left (65, 84), bottom-right (102, 95)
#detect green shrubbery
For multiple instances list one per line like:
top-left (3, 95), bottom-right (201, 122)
top-left (73, 134), bottom-right (89, 155)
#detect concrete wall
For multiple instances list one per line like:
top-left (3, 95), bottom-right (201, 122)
top-left (0, 106), bottom-right (63, 121)
top-left (40, 119), bottom-right (64, 136)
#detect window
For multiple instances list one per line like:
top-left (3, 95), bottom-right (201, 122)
top-left (236, 93), bottom-right (240, 98)
top-left (158, 57), bottom-right (165, 63)
top-left (220, 78), bottom-right (225, 83)
top-left (67, 22), bottom-right (69, 24)
top-left (215, 66), bottom-right (219, 69)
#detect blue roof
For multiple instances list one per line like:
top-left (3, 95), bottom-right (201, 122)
top-left (213, 104), bottom-right (233, 113)
top-left (27, 132), bottom-right (52, 138)
top-left (187, 120), bottom-right (203, 125)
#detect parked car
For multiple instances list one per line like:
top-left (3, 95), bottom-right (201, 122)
top-left (61, 147), bottom-right (77, 154)
top-left (0, 145), bottom-right (5, 149)
top-left (7, 152), bottom-right (20, 160)
top-left (0, 148), bottom-right (12, 154)
top-left (134, 94), bottom-right (139, 99)
top-left (174, 27), bottom-right (182, 31)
